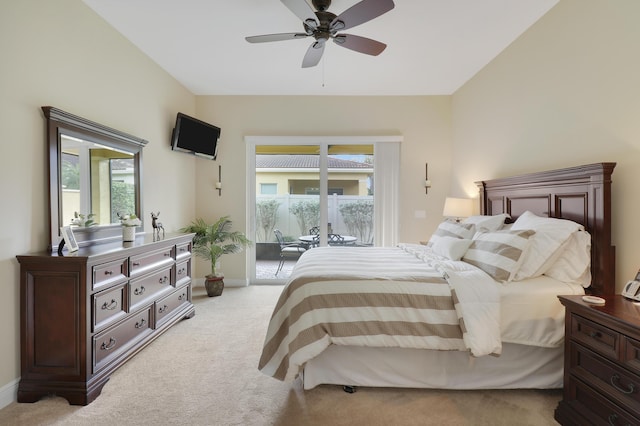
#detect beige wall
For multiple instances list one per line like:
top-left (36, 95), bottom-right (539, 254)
top-left (194, 96), bottom-right (453, 279)
top-left (0, 1), bottom-right (196, 391)
top-left (451, 0), bottom-right (640, 292)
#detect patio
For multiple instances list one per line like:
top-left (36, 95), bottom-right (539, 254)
top-left (255, 259), bottom-right (295, 280)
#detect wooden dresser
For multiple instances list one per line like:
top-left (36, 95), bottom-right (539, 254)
top-left (556, 295), bottom-right (640, 425)
top-left (16, 233), bottom-right (195, 405)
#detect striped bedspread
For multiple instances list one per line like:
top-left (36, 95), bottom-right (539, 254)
top-left (258, 245), bottom-right (501, 382)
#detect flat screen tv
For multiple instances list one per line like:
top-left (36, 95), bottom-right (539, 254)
top-left (171, 113), bottom-right (220, 160)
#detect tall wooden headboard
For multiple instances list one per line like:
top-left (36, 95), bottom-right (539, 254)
top-left (476, 163), bottom-right (616, 296)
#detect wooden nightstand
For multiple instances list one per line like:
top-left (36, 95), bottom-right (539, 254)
top-left (555, 295), bottom-right (640, 425)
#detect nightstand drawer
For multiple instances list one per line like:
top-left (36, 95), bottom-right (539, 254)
top-left (624, 336), bottom-right (640, 376)
top-left (571, 313), bottom-right (620, 360)
top-left (568, 378), bottom-right (638, 426)
top-left (571, 342), bottom-right (640, 414)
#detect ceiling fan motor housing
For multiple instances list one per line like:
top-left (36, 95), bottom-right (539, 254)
top-left (312, 0), bottom-right (333, 12)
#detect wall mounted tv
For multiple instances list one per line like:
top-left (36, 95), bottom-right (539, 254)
top-left (171, 113), bottom-right (220, 160)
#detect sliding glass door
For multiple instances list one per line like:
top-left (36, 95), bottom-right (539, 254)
top-left (246, 136), bottom-right (400, 284)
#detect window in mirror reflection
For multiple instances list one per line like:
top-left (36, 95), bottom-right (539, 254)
top-left (61, 134), bottom-right (136, 228)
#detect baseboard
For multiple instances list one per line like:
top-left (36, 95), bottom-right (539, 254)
top-left (192, 277), bottom-right (248, 288)
top-left (0, 378), bottom-right (19, 410)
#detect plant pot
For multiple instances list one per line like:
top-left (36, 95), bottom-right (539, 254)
top-left (122, 226), bottom-right (136, 242)
top-left (204, 275), bottom-right (224, 297)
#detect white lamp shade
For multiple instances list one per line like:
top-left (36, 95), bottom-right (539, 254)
top-left (443, 197), bottom-right (473, 219)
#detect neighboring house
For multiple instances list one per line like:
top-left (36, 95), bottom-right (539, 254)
top-left (256, 154), bottom-right (373, 196)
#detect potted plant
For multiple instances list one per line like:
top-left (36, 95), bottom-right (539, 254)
top-left (181, 216), bottom-right (251, 297)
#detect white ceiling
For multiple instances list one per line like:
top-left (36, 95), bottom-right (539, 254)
top-left (83, 0), bottom-right (558, 96)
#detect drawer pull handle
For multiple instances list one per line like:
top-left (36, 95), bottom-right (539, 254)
top-left (135, 318), bottom-right (146, 329)
top-left (101, 337), bottom-right (117, 351)
top-left (158, 305), bottom-right (168, 314)
top-left (178, 268), bottom-right (185, 275)
top-left (159, 276), bottom-right (168, 284)
top-left (610, 374), bottom-right (636, 395)
top-left (132, 262), bottom-right (140, 266)
top-left (589, 331), bottom-right (601, 338)
top-left (104, 270), bottom-right (113, 276)
top-left (164, 252), bottom-right (171, 257)
top-left (134, 286), bottom-right (146, 295)
top-left (101, 299), bottom-right (118, 310)
top-left (608, 413), bottom-right (631, 426)
top-left (178, 293), bottom-right (186, 301)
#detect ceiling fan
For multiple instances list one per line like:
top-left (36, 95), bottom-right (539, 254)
top-left (245, 0), bottom-right (395, 68)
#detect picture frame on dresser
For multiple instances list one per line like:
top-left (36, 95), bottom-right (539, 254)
top-left (60, 226), bottom-right (79, 252)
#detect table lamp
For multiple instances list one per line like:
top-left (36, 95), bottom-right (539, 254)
top-left (443, 197), bottom-right (473, 222)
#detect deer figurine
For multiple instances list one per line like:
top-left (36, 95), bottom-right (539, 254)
top-left (151, 212), bottom-right (165, 238)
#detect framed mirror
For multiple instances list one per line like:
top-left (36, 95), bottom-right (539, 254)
top-left (43, 106), bottom-right (147, 251)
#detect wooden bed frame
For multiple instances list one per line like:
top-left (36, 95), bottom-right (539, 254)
top-left (476, 162), bottom-right (616, 296)
top-left (300, 162), bottom-right (618, 391)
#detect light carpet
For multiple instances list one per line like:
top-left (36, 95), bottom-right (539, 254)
top-left (0, 284), bottom-right (562, 425)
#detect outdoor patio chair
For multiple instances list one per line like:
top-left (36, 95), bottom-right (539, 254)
top-left (328, 233), bottom-right (345, 246)
top-left (274, 229), bottom-right (307, 276)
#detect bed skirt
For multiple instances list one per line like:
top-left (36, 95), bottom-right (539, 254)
top-left (302, 343), bottom-right (563, 390)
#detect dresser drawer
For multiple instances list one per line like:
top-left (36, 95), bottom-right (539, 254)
top-left (154, 285), bottom-right (191, 328)
top-left (129, 267), bottom-right (173, 311)
top-left (571, 313), bottom-right (620, 360)
top-left (567, 378), bottom-right (638, 426)
top-left (176, 241), bottom-right (192, 261)
top-left (571, 342), bottom-right (640, 414)
top-left (624, 336), bottom-right (640, 376)
top-left (92, 258), bottom-right (127, 290)
top-left (129, 247), bottom-right (174, 277)
top-left (93, 307), bottom-right (152, 372)
top-left (175, 259), bottom-right (191, 288)
top-left (92, 284), bottom-right (127, 332)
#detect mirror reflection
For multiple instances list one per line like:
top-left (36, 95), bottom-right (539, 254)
top-left (61, 135), bottom-right (136, 227)
top-left (44, 106), bottom-right (147, 251)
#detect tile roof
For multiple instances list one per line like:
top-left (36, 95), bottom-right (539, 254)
top-left (256, 155), bottom-right (370, 169)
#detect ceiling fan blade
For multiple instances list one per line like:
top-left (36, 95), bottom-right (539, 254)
top-left (281, 0), bottom-right (318, 27)
top-left (331, 0), bottom-right (395, 32)
top-left (246, 33), bottom-right (309, 43)
top-left (302, 42), bottom-right (325, 68)
top-left (333, 34), bottom-right (387, 56)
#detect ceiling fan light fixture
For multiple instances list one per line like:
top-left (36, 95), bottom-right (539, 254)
top-left (330, 20), bottom-right (345, 31)
top-left (304, 18), bottom-right (318, 30)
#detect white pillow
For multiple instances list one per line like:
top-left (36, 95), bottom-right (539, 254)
top-left (463, 214), bottom-right (510, 232)
top-left (462, 229), bottom-right (535, 282)
top-left (432, 236), bottom-right (473, 261)
top-left (511, 211), bottom-right (583, 281)
top-left (544, 230), bottom-right (592, 287)
top-left (427, 221), bottom-right (475, 247)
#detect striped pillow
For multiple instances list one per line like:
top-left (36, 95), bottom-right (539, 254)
top-left (462, 229), bottom-right (535, 282)
top-left (427, 222), bottom-right (475, 248)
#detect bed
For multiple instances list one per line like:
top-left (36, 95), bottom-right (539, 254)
top-left (259, 163), bottom-right (616, 390)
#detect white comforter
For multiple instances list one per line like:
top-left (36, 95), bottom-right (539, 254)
top-left (258, 245), bottom-right (502, 382)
